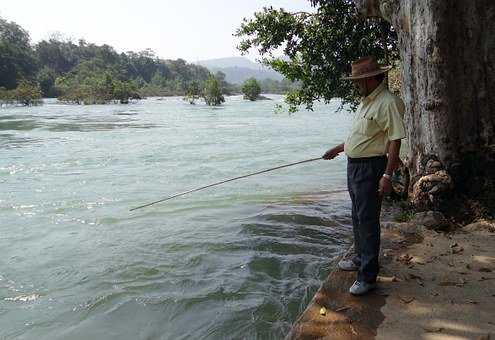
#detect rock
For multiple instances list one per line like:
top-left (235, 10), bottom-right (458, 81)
top-left (463, 220), bottom-right (495, 233)
top-left (381, 222), bottom-right (425, 235)
top-left (477, 335), bottom-right (490, 340)
top-left (257, 95), bottom-right (272, 101)
top-left (425, 159), bottom-right (443, 174)
top-left (411, 170), bottom-right (454, 209)
top-left (411, 211), bottom-right (448, 229)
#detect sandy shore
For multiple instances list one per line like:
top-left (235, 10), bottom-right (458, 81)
top-left (286, 207), bottom-right (495, 340)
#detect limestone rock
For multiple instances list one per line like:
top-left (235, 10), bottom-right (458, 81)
top-left (412, 170), bottom-right (453, 209)
top-left (463, 220), bottom-right (495, 233)
top-left (381, 222), bottom-right (425, 235)
top-left (411, 211), bottom-right (448, 229)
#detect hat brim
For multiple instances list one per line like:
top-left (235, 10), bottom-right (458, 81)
top-left (342, 65), bottom-right (392, 80)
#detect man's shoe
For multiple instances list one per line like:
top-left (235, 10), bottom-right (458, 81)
top-left (338, 258), bottom-right (360, 271)
top-left (349, 280), bottom-right (377, 296)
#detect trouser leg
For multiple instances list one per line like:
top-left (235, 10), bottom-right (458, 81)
top-left (348, 167), bottom-right (361, 263)
top-left (348, 159), bottom-right (385, 283)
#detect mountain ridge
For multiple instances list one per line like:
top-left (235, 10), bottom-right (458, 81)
top-left (195, 57), bottom-right (284, 84)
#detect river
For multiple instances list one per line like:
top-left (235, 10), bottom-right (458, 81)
top-left (0, 95), bottom-right (353, 339)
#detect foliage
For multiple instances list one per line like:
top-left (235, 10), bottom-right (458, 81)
top-left (236, 0), bottom-right (398, 111)
top-left (213, 71), bottom-right (236, 95)
top-left (203, 76), bottom-right (225, 106)
top-left (242, 78), bottom-right (261, 101)
top-left (184, 81), bottom-right (202, 104)
top-left (0, 17), bottom-right (37, 89)
top-left (37, 66), bottom-right (59, 98)
top-left (0, 81), bottom-right (42, 106)
top-left (113, 80), bottom-right (140, 104)
top-left (258, 78), bottom-right (298, 94)
top-left (55, 65), bottom-right (140, 105)
top-left (394, 209), bottom-right (415, 223)
top-left (0, 15), bottom-right (218, 104)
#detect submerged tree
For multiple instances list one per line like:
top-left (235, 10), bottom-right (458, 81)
top-left (184, 81), bottom-right (202, 104)
top-left (0, 80), bottom-right (42, 106)
top-left (242, 77), bottom-right (261, 101)
top-left (203, 76), bottom-right (225, 106)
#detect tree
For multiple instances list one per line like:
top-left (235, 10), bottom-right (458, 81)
top-left (113, 80), bottom-right (140, 104)
top-left (0, 80), bottom-right (42, 106)
top-left (13, 80), bottom-right (42, 105)
top-left (242, 77), bottom-right (261, 100)
top-left (35, 38), bottom-right (80, 75)
top-left (236, 0), bottom-right (398, 111)
top-left (238, 0), bottom-right (495, 217)
top-left (0, 17), bottom-right (37, 89)
top-left (203, 76), bottom-right (225, 106)
top-left (0, 17), bottom-right (230, 104)
top-left (214, 71), bottom-right (232, 95)
top-left (354, 0), bottom-right (495, 216)
top-left (184, 81), bottom-right (201, 104)
top-left (37, 66), bottom-right (58, 97)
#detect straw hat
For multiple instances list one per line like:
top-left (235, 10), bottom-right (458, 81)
top-left (342, 56), bottom-right (392, 80)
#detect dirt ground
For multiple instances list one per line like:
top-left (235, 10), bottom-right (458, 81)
top-left (286, 212), bottom-right (495, 340)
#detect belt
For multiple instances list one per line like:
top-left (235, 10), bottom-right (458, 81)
top-left (348, 155), bottom-right (387, 163)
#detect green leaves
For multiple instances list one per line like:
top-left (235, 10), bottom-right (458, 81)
top-left (0, 17), bottom-right (37, 89)
top-left (236, 0), bottom-right (398, 111)
top-left (202, 76), bottom-right (225, 106)
top-left (0, 81), bottom-right (42, 106)
top-left (241, 78), bottom-right (261, 101)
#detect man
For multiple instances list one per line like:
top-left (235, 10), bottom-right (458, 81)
top-left (323, 56), bottom-right (406, 296)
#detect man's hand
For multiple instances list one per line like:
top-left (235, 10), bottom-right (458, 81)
top-left (378, 176), bottom-right (392, 196)
top-left (323, 143), bottom-right (344, 160)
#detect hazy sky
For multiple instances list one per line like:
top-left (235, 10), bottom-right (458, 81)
top-left (0, 0), bottom-right (314, 62)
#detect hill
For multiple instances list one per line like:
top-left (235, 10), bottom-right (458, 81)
top-left (196, 57), bottom-right (283, 84)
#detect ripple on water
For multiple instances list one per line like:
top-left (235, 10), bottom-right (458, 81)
top-left (0, 98), bottom-right (354, 339)
top-left (4, 294), bottom-right (40, 303)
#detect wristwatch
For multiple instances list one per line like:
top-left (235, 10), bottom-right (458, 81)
top-left (382, 173), bottom-right (392, 180)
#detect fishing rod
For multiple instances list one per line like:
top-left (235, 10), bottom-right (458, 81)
top-left (130, 157), bottom-right (324, 212)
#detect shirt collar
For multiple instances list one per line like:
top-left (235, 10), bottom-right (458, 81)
top-left (363, 81), bottom-right (386, 103)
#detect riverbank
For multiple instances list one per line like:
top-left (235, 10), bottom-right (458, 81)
top-left (286, 204), bottom-right (495, 340)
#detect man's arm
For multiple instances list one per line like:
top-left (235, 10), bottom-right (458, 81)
top-left (379, 139), bottom-right (401, 195)
top-left (323, 143), bottom-right (344, 160)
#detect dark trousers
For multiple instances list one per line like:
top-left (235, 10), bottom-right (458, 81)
top-left (347, 156), bottom-right (387, 283)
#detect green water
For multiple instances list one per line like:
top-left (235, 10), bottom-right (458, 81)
top-left (0, 95), bottom-right (353, 340)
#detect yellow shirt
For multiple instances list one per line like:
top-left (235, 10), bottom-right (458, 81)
top-left (344, 81), bottom-right (406, 158)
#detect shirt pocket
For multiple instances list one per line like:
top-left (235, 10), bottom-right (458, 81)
top-left (356, 117), bottom-right (381, 137)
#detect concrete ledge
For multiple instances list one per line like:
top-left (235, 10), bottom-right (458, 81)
top-left (286, 226), bottom-right (422, 340)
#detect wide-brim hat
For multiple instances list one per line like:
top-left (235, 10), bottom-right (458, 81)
top-left (342, 56), bottom-right (392, 80)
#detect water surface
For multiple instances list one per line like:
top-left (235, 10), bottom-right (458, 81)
top-left (0, 96), bottom-right (353, 339)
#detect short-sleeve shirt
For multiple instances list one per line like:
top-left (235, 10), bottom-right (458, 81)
top-left (344, 81), bottom-right (406, 158)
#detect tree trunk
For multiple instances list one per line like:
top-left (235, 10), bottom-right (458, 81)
top-left (355, 0), bottom-right (495, 217)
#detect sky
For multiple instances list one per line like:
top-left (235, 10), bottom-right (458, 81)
top-left (0, 0), bottom-right (315, 62)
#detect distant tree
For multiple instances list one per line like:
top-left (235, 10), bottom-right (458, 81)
top-left (184, 81), bottom-right (201, 104)
top-left (0, 17), bottom-right (37, 89)
top-left (242, 77), bottom-right (261, 101)
top-left (37, 66), bottom-right (58, 97)
top-left (0, 16), bottom-right (233, 104)
top-left (113, 80), bottom-right (140, 103)
top-left (203, 76), bottom-right (225, 106)
top-left (35, 38), bottom-right (80, 75)
top-left (0, 80), bottom-right (42, 106)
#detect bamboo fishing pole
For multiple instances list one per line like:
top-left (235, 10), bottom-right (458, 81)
top-left (130, 157), bottom-right (323, 211)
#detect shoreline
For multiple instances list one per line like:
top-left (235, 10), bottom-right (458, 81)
top-left (286, 203), bottom-right (495, 339)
